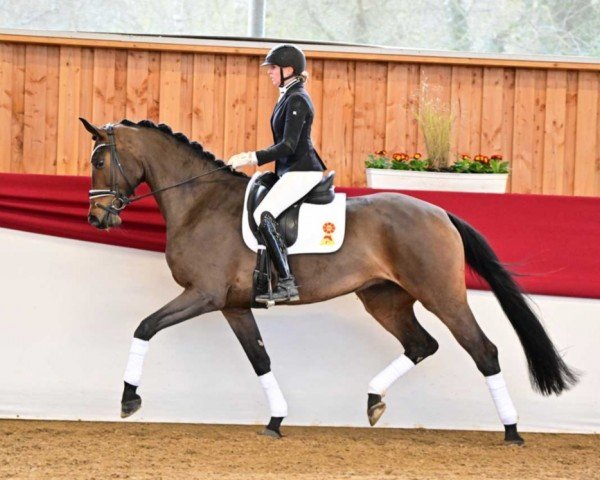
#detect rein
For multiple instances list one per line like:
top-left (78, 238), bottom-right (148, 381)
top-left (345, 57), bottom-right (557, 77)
top-left (89, 124), bottom-right (230, 215)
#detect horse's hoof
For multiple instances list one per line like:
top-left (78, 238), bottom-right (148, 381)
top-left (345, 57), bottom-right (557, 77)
top-left (367, 401), bottom-right (386, 426)
top-left (258, 428), bottom-right (282, 439)
top-left (504, 424), bottom-right (525, 445)
top-left (505, 437), bottom-right (525, 446)
top-left (120, 398), bottom-right (142, 418)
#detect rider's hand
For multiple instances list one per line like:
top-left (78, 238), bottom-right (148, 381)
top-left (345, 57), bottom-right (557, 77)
top-left (227, 151), bottom-right (258, 170)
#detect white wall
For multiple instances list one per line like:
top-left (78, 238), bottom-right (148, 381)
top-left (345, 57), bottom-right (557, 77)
top-left (1, 227), bottom-right (598, 433)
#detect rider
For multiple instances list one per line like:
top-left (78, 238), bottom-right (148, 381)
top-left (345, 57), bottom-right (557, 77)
top-left (227, 44), bottom-right (326, 304)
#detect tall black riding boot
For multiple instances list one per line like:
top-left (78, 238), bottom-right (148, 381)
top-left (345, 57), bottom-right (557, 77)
top-left (255, 212), bottom-right (299, 304)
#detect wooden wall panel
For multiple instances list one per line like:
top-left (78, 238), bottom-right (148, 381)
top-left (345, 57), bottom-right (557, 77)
top-left (92, 48), bottom-right (116, 125)
top-left (56, 46), bottom-right (80, 175)
top-left (322, 60), bottom-right (355, 186)
top-left (481, 68), bottom-right (504, 155)
top-left (77, 48), bottom-right (94, 176)
top-left (0, 43), bottom-right (12, 172)
top-left (512, 69), bottom-right (536, 193)
top-left (126, 50), bottom-right (149, 121)
top-left (113, 50), bottom-right (127, 121)
top-left (542, 70), bottom-right (567, 194)
top-left (451, 66), bottom-right (474, 157)
top-left (352, 62), bottom-right (387, 186)
top-left (2, 39), bottom-right (600, 196)
top-left (158, 53), bottom-right (182, 131)
top-left (147, 51), bottom-right (161, 122)
top-left (192, 54), bottom-right (216, 152)
top-left (44, 46), bottom-right (59, 174)
top-left (384, 63), bottom-right (409, 154)
top-left (502, 69), bottom-right (516, 192)
top-left (22, 45), bottom-right (47, 174)
top-left (306, 59), bottom-right (324, 154)
top-left (10, 44), bottom-right (25, 173)
top-left (532, 70), bottom-right (548, 194)
top-left (179, 53), bottom-right (194, 136)
top-left (243, 56), bottom-right (259, 153)
top-left (574, 72), bottom-right (599, 196)
top-left (223, 55), bottom-right (248, 161)
top-left (562, 71), bottom-right (579, 195)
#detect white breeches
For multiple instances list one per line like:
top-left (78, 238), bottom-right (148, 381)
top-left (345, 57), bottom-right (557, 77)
top-left (253, 171), bottom-right (323, 224)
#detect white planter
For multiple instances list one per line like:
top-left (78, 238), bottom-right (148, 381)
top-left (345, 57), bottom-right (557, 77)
top-left (365, 169), bottom-right (509, 193)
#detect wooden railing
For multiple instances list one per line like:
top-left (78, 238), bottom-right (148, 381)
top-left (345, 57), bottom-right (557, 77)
top-left (1, 31), bottom-right (599, 195)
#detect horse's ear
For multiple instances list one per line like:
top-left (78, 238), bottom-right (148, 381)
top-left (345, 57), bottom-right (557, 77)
top-left (79, 117), bottom-right (103, 140)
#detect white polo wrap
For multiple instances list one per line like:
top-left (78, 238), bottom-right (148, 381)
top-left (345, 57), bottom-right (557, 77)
top-left (259, 372), bottom-right (288, 418)
top-left (368, 354), bottom-right (416, 395)
top-left (123, 338), bottom-right (149, 387)
top-left (485, 372), bottom-right (518, 425)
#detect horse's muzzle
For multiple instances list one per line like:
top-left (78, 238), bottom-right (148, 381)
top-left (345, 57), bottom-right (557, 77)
top-left (88, 211), bottom-right (121, 229)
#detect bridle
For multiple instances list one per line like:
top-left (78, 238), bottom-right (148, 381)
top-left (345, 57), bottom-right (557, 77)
top-left (88, 124), bottom-right (230, 217)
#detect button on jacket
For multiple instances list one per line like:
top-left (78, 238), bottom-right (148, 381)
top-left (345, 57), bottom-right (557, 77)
top-left (256, 82), bottom-right (326, 176)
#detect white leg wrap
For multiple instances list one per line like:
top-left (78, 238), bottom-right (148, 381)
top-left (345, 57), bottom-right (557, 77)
top-left (123, 338), bottom-right (149, 386)
top-left (485, 372), bottom-right (518, 425)
top-left (259, 372), bottom-right (288, 418)
top-left (368, 354), bottom-right (416, 395)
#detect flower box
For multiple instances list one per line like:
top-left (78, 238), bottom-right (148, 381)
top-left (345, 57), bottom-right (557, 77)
top-left (366, 168), bottom-right (509, 193)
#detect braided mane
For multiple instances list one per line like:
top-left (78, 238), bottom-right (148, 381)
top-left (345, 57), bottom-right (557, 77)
top-left (119, 119), bottom-right (248, 178)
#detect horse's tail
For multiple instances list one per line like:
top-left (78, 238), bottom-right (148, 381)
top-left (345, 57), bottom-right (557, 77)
top-left (447, 212), bottom-right (578, 395)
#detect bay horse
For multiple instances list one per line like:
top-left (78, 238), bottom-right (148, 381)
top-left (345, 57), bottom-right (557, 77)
top-left (81, 118), bottom-right (577, 443)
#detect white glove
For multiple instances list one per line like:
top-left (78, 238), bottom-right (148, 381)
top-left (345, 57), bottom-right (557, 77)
top-left (227, 151), bottom-right (258, 170)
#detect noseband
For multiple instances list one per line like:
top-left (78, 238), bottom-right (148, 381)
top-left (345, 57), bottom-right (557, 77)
top-left (88, 124), bottom-right (230, 217)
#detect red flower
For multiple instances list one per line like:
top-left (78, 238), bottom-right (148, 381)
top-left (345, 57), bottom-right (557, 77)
top-left (413, 153), bottom-right (422, 159)
top-left (375, 150), bottom-right (388, 156)
top-left (392, 152), bottom-right (405, 161)
top-left (491, 154), bottom-right (503, 160)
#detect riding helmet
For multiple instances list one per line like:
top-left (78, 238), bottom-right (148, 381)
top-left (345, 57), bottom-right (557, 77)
top-left (261, 44), bottom-right (306, 75)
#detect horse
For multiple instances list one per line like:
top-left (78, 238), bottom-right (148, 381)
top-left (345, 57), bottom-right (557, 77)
top-left (80, 117), bottom-right (577, 443)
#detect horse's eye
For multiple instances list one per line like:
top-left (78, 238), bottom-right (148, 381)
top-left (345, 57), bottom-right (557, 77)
top-left (94, 159), bottom-right (105, 169)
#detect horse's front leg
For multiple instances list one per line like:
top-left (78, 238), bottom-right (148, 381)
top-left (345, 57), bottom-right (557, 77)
top-left (222, 307), bottom-right (287, 438)
top-left (121, 288), bottom-right (221, 418)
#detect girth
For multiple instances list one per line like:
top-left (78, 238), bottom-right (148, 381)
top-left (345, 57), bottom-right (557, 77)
top-left (246, 171), bottom-right (335, 248)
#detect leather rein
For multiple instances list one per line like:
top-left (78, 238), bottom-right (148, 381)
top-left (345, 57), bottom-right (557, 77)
top-left (88, 124), bottom-right (230, 216)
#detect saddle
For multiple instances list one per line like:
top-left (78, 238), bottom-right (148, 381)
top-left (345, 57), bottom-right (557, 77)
top-left (246, 171), bottom-right (336, 247)
top-left (242, 171), bottom-right (346, 308)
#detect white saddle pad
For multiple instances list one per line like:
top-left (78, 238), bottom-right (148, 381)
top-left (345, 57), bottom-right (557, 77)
top-left (242, 173), bottom-right (346, 255)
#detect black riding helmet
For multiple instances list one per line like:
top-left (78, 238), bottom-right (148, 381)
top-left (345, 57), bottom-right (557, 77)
top-left (261, 44), bottom-right (306, 87)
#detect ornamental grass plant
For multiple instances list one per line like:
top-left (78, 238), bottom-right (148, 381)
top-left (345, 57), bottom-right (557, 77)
top-left (413, 83), bottom-right (453, 170)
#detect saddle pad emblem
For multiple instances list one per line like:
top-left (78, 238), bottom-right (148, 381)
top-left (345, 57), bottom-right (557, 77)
top-left (321, 222), bottom-right (336, 246)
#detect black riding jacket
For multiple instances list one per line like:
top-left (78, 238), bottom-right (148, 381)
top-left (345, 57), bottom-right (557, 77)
top-left (256, 81), bottom-right (326, 176)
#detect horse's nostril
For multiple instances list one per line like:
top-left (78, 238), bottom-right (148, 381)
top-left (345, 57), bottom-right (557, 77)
top-left (88, 214), bottom-right (101, 227)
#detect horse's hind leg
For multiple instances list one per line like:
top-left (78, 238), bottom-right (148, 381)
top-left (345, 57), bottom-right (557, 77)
top-left (121, 288), bottom-right (222, 418)
top-left (222, 308), bottom-right (287, 438)
top-left (357, 281), bottom-right (439, 426)
top-left (422, 291), bottom-right (524, 444)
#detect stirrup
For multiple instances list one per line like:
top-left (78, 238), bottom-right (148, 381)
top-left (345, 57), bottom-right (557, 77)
top-left (255, 279), bottom-right (299, 305)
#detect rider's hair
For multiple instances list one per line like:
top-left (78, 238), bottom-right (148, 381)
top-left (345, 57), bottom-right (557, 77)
top-left (298, 71), bottom-right (309, 83)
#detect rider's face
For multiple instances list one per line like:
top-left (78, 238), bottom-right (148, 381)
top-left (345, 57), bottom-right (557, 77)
top-left (266, 65), bottom-right (294, 86)
top-left (267, 65), bottom-right (281, 86)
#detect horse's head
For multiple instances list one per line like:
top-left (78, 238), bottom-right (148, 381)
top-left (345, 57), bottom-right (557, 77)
top-left (80, 118), bottom-right (145, 229)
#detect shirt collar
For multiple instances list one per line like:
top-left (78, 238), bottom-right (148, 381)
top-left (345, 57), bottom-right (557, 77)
top-left (278, 78), bottom-right (301, 101)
